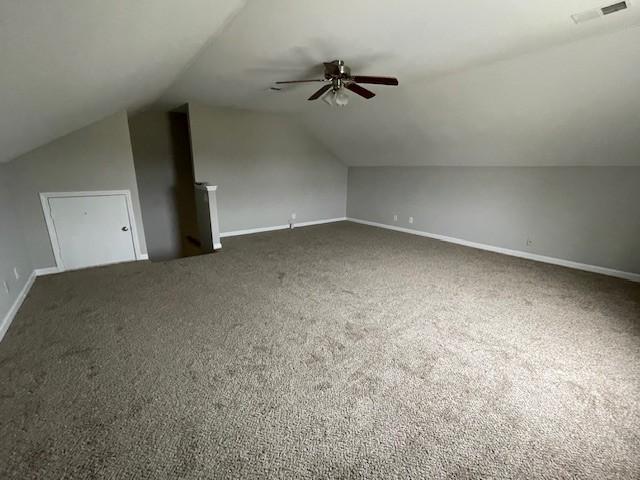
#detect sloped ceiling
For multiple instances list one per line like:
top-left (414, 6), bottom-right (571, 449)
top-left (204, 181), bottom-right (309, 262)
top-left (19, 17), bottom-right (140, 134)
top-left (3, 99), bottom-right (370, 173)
top-left (3, 0), bottom-right (640, 166)
top-left (300, 26), bottom-right (640, 166)
top-left (0, 0), bottom-right (245, 163)
top-left (160, 0), bottom-right (640, 167)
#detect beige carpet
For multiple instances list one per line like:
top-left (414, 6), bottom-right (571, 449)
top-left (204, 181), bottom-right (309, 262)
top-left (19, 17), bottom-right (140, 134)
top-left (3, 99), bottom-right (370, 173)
top-left (1, 221), bottom-right (638, 479)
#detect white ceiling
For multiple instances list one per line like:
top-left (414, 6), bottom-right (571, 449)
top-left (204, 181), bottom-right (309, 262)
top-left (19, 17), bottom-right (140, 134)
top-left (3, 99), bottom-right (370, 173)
top-left (2, 0), bottom-right (640, 166)
top-left (0, 0), bottom-right (245, 163)
top-left (300, 26), bottom-right (640, 166)
top-left (161, 0), bottom-right (640, 109)
top-left (160, 0), bottom-right (640, 166)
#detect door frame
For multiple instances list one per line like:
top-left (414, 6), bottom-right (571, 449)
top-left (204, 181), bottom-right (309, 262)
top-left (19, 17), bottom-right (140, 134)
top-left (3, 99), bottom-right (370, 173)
top-left (40, 190), bottom-right (144, 272)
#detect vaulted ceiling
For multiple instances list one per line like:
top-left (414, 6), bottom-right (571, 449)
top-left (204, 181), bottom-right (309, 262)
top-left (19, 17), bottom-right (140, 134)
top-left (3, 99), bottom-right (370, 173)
top-left (0, 0), bottom-right (245, 163)
top-left (2, 0), bottom-right (640, 165)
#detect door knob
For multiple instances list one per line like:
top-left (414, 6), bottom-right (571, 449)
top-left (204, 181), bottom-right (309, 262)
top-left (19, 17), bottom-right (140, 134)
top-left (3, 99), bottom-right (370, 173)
top-left (121, 226), bottom-right (129, 232)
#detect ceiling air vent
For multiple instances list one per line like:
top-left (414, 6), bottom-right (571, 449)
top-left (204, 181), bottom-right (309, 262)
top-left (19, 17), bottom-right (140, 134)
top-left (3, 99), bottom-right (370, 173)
top-left (602, 1), bottom-right (628, 15)
top-left (571, 1), bottom-right (629, 24)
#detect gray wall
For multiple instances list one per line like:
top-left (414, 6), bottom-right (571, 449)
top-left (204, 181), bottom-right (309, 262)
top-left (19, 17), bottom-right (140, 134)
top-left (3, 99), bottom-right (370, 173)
top-left (188, 103), bottom-right (347, 233)
top-left (347, 167), bottom-right (640, 274)
top-left (0, 163), bottom-right (33, 325)
top-left (129, 111), bottom-right (199, 260)
top-left (11, 112), bottom-right (147, 268)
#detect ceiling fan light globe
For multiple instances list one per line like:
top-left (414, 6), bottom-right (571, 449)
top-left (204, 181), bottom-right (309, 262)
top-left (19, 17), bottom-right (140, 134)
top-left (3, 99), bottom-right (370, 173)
top-left (335, 90), bottom-right (349, 107)
top-left (322, 91), bottom-right (335, 106)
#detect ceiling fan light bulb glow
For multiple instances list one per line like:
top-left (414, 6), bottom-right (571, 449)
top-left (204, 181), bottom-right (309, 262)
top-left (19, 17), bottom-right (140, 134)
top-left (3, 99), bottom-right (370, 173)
top-left (335, 89), bottom-right (349, 107)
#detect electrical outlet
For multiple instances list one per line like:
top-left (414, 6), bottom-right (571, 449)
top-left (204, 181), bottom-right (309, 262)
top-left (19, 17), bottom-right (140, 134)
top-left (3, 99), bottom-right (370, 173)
top-left (393, 214), bottom-right (398, 222)
top-left (2, 281), bottom-right (9, 294)
top-left (13, 267), bottom-right (19, 280)
top-left (409, 216), bottom-right (414, 224)
top-left (291, 213), bottom-right (296, 220)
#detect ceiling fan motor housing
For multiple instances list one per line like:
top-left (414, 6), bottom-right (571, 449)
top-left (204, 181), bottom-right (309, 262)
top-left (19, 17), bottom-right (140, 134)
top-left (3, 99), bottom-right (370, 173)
top-left (324, 60), bottom-right (351, 81)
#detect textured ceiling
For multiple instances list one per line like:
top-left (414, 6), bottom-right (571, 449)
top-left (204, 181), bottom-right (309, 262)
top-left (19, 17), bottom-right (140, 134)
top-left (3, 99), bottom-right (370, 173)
top-left (0, 0), bottom-right (245, 163)
top-left (2, 0), bottom-right (640, 166)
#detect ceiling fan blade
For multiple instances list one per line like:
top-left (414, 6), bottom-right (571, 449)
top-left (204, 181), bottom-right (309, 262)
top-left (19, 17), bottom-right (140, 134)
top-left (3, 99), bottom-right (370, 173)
top-left (308, 84), bottom-right (333, 101)
top-left (275, 79), bottom-right (326, 84)
top-left (345, 82), bottom-right (376, 99)
top-left (351, 76), bottom-right (399, 86)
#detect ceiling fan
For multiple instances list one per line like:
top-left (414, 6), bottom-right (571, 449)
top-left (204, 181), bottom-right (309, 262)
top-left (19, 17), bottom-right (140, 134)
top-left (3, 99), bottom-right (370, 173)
top-left (275, 60), bottom-right (399, 106)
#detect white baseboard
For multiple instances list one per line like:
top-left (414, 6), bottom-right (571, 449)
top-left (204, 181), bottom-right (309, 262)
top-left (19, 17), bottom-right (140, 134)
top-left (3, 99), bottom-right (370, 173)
top-left (36, 254), bottom-right (147, 275)
top-left (213, 242), bottom-right (223, 250)
top-left (293, 217), bottom-right (347, 228)
top-left (35, 266), bottom-right (61, 276)
top-left (0, 271), bottom-right (37, 342)
top-left (220, 217), bottom-right (347, 238)
top-left (220, 224), bottom-right (290, 238)
top-left (347, 218), bottom-right (640, 283)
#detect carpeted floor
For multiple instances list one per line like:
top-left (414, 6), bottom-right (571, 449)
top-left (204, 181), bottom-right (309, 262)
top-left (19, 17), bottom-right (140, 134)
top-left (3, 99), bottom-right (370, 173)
top-left (0, 221), bottom-right (639, 479)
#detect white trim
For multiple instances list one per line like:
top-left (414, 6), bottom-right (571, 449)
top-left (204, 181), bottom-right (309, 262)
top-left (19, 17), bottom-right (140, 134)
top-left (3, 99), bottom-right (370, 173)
top-left (220, 217), bottom-right (347, 238)
top-left (293, 217), bottom-right (347, 228)
top-left (139, 254), bottom-right (149, 260)
top-left (39, 190), bottom-right (144, 272)
top-left (0, 271), bottom-right (36, 342)
top-left (213, 242), bottom-right (223, 250)
top-left (220, 224), bottom-right (290, 238)
top-left (347, 218), bottom-right (640, 283)
top-left (35, 266), bottom-right (61, 276)
top-left (195, 183), bottom-right (217, 192)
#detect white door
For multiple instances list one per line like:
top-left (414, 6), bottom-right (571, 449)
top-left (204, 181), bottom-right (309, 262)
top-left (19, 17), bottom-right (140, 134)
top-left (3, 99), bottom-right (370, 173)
top-left (48, 194), bottom-right (136, 270)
